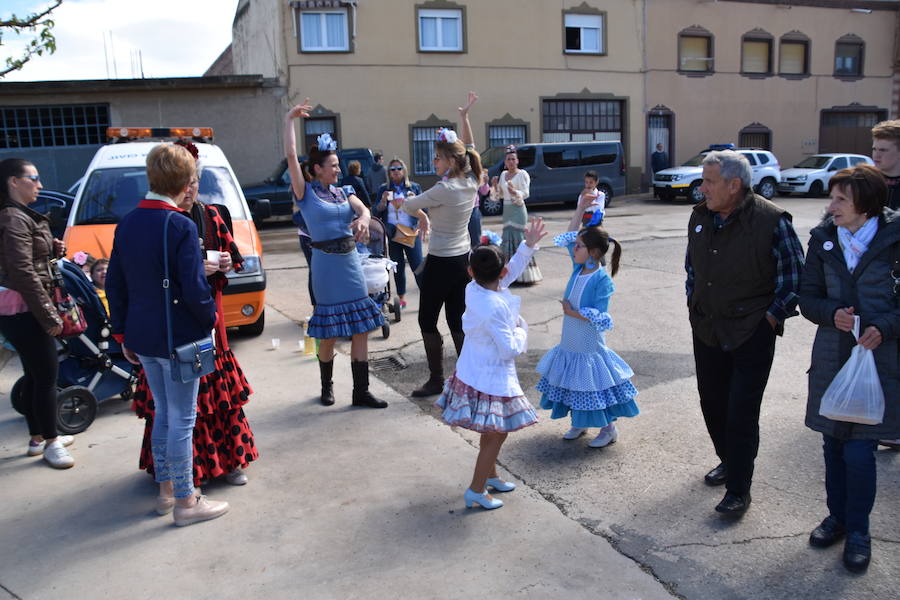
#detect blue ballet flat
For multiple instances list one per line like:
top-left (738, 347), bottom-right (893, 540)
top-left (486, 477), bottom-right (516, 493)
top-left (464, 488), bottom-right (503, 510)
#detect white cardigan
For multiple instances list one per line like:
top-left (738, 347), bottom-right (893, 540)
top-left (454, 242), bottom-right (536, 397)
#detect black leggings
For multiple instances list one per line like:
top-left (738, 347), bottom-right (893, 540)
top-left (418, 253), bottom-right (470, 334)
top-left (0, 312), bottom-right (59, 438)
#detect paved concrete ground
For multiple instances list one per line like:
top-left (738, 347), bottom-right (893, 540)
top-left (2, 193), bottom-right (897, 599)
top-left (259, 193), bottom-right (900, 599)
top-left (0, 308), bottom-right (674, 600)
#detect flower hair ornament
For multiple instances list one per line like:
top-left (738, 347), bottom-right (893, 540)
top-left (72, 251), bottom-right (90, 266)
top-left (505, 144), bottom-right (517, 155)
top-left (316, 132), bottom-right (338, 151)
top-left (479, 230), bottom-right (502, 246)
top-left (436, 128), bottom-right (458, 144)
top-left (173, 139), bottom-right (199, 161)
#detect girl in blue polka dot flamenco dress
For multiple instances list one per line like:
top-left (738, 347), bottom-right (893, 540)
top-left (537, 196), bottom-right (638, 448)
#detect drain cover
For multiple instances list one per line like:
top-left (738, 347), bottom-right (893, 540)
top-left (370, 355), bottom-right (408, 372)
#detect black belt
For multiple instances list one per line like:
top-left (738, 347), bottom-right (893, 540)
top-left (311, 236), bottom-right (355, 254)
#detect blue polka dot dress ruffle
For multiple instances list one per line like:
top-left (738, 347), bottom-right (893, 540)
top-left (536, 268), bottom-right (638, 428)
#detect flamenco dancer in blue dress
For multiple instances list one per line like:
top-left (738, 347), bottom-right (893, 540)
top-left (537, 194), bottom-right (639, 447)
top-left (284, 101), bottom-right (387, 408)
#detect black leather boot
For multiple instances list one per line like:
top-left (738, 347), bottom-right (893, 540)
top-left (412, 332), bottom-right (445, 397)
top-left (450, 329), bottom-right (465, 357)
top-left (351, 360), bottom-right (387, 408)
top-left (318, 358), bottom-right (335, 406)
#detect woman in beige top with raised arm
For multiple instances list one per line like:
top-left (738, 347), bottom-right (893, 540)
top-left (400, 92), bottom-right (482, 396)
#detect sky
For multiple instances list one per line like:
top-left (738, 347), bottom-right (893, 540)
top-left (2, 0), bottom-right (240, 82)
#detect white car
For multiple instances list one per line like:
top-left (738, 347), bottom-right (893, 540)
top-left (777, 153), bottom-right (874, 197)
top-left (653, 148), bottom-right (781, 202)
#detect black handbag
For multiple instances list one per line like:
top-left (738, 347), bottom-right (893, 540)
top-left (162, 211), bottom-right (215, 383)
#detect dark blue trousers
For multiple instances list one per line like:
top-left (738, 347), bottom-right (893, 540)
top-left (823, 435), bottom-right (877, 535)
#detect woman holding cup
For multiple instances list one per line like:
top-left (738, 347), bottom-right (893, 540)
top-left (132, 140), bottom-right (258, 488)
top-left (374, 158), bottom-right (425, 308)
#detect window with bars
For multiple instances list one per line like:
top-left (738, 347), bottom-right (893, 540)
top-left (412, 127), bottom-right (437, 175)
top-left (303, 117), bottom-right (336, 152)
top-left (542, 99), bottom-right (622, 141)
top-left (738, 123), bottom-right (772, 150)
top-left (822, 111), bottom-right (882, 128)
top-left (0, 104), bottom-right (109, 149)
top-left (488, 125), bottom-right (526, 149)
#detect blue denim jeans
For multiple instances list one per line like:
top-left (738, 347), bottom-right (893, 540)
top-left (823, 435), bottom-right (878, 535)
top-left (467, 205), bottom-right (482, 248)
top-left (138, 354), bottom-right (200, 499)
top-left (388, 237), bottom-right (423, 297)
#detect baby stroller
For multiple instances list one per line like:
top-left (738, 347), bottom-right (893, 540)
top-left (358, 216), bottom-right (401, 338)
top-left (10, 259), bottom-right (136, 434)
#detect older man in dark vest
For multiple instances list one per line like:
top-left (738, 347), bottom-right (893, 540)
top-left (686, 150), bottom-right (804, 516)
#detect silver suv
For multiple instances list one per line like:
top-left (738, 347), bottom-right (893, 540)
top-left (653, 147), bottom-right (781, 202)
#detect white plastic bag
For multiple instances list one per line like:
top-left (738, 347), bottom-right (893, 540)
top-left (819, 316), bottom-right (885, 425)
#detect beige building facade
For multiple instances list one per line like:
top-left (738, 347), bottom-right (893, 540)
top-left (0, 0), bottom-right (896, 192)
top-left (644, 0), bottom-right (898, 175)
top-left (236, 0), bottom-right (650, 189)
top-left (230, 0), bottom-right (898, 191)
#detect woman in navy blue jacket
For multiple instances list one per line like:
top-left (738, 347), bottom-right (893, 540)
top-left (106, 143), bottom-right (228, 528)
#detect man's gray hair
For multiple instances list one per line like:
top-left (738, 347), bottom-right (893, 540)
top-left (702, 150), bottom-right (751, 189)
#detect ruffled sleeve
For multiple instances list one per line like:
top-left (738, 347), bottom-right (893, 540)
top-left (553, 230), bottom-right (578, 246)
top-left (553, 230), bottom-right (579, 262)
top-left (577, 308), bottom-right (613, 333)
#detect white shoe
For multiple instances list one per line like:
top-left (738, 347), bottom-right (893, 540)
top-left (225, 468), bottom-right (248, 485)
top-left (563, 427), bottom-right (587, 440)
top-left (588, 424), bottom-right (618, 448)
top-left (43, 439), bottom-right (75, 469)
top-left (173, 495), bottom-right (229, 527)
top-left (28, 435), bottom-right (74, 456)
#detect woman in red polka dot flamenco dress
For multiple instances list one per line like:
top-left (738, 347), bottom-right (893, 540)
top-left (132, 141), bottom-right (258, 486)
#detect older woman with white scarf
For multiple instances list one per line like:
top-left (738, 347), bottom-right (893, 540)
top-left (799, 163), bottom-right (900, 574)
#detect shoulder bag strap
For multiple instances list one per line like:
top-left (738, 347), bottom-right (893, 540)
top-left (162, 211), bottom-right (175, 358)
top-left (891, 240), bottom-right (900, 299)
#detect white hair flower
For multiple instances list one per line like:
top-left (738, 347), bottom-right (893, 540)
top-left (437, 128), bottom-right (458, 144)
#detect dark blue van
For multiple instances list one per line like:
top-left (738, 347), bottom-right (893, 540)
top-left (480, 141), bottom-right (626, 216)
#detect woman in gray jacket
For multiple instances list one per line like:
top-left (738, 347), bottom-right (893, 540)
top-left (799, 164), bottom-right (900, 574)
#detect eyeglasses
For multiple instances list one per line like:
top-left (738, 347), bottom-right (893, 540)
top-left (19, 174), bottom-right (41, 183)
top-left (389, 166), bottom-right (404, 171)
